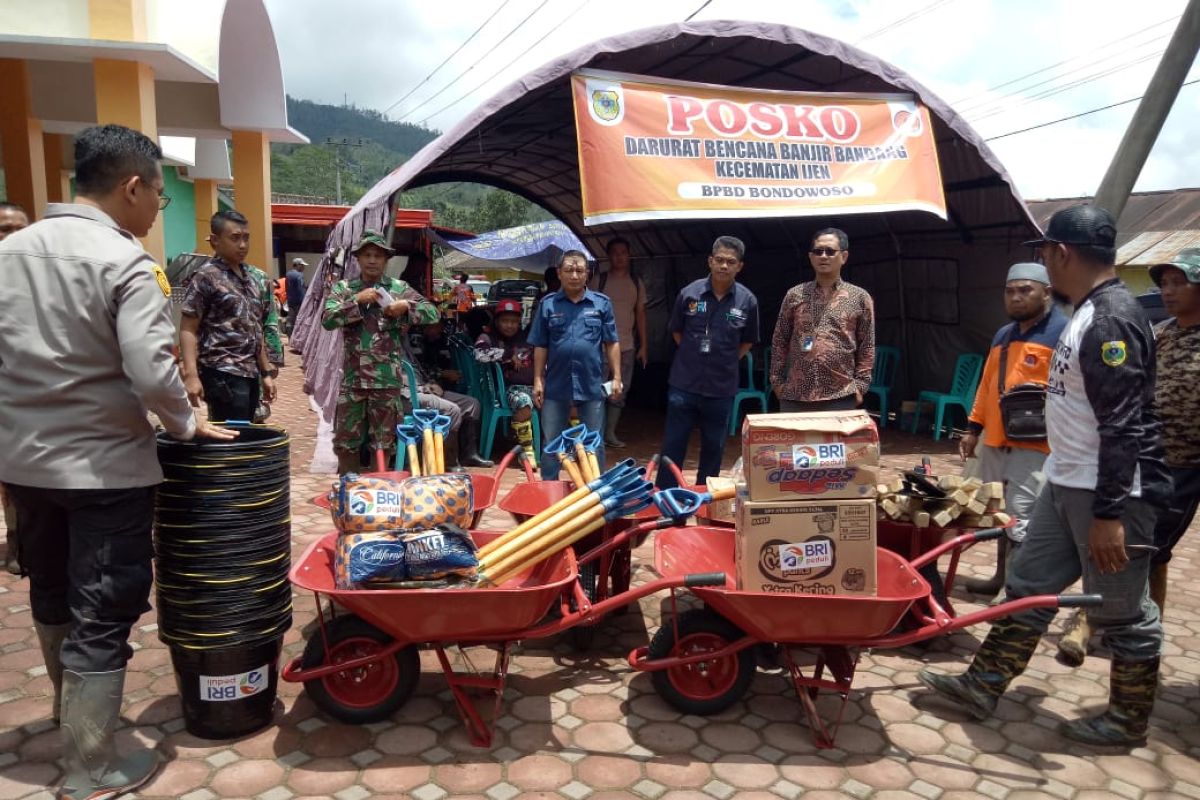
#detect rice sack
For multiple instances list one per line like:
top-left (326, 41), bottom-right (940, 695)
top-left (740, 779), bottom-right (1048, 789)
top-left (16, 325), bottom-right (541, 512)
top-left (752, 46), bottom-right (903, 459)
top-left (403, 524), bottom-right (479, 582)
top-left (333, 473), bottom-right (474, 533)
top-left (334, 531), bottom-right (408, 589)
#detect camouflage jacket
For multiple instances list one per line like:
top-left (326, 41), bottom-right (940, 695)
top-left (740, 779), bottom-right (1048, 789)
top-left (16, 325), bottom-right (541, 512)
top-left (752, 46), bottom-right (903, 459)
top-left (181, 257), bottom-right (271, 378)
top-left (1154, 319), bottom-right (1200, 467)
top-left (322, 276), bottom-right (438, 389)
top-left (246, 266), bottom-right (283, 366)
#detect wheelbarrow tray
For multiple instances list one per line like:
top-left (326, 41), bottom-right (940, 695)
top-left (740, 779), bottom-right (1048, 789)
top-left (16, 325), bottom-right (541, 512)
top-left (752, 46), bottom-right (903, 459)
top-left (291, 530), bottom-right (576, 643)
top-left (498, 479), bottom-right (574, 522)
top-left (654, 526), bottom-right (930, 644)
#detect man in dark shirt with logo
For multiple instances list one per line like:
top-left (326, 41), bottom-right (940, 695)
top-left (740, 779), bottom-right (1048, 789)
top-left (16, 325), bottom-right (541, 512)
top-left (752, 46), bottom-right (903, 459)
top-left (1059, 247), bottom-right (1200, 665)
top-left (917, 205), bottom-right (1168, 748)
top-left (529, 250), bottom-right (621, 480)
top-left (657, 236), bottom-right (760, 489)
top-left (180, 210), bottom-right (277, 422)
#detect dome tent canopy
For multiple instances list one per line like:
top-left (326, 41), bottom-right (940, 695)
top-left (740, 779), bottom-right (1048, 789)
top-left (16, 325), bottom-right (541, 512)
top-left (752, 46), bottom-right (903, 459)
top-left (296, 19), bottom-right (1041, 419)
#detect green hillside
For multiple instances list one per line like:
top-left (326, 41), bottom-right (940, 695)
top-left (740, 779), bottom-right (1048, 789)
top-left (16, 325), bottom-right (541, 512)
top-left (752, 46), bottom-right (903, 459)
top-left (273, 96), bottom-right (550, 233)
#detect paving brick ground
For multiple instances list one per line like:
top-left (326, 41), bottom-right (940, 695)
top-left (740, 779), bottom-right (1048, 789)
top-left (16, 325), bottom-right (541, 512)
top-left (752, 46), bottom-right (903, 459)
top-left (2, 360), bottom-right (1198, 799)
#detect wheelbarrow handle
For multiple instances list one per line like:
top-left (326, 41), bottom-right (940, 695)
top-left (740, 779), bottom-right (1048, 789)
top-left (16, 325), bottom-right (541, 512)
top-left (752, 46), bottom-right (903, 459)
top-left (1058, 593), bottom-right (1104, 608)
top-left (908, 528), bottom-right (1004, 570)
top-left (971, 528), bottom-right (1006, 542)
top-left (684, 572), bottom-right (728, 587)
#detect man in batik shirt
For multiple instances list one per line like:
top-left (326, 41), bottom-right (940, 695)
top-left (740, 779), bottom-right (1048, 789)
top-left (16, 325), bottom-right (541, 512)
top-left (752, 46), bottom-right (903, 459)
top-left (771, 227), bottom-right (875, 411)
top-left (323, 230), bottom-right (438, 474)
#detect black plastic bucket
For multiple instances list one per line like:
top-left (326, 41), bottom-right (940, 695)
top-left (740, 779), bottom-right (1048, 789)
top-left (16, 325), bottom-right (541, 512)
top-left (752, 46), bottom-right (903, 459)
top-left (170, 636), bottom-right (282, 739)
top-left (154, 424), bottom-right (292, 739)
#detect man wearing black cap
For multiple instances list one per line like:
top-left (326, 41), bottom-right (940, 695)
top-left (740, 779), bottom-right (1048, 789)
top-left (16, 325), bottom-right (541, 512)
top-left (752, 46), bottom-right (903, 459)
top-left (1059, 247), bottom-right (1200, 665)
top-left (957, 262), bottom-right (1066, 595)
top-left (917, 204), bottom-right (1168, 747)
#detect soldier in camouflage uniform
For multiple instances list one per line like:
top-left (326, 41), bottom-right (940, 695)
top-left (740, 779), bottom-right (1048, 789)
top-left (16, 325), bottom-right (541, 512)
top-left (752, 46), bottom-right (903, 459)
top-left (245, 265), bottom-right (283, 422)
top-left (323, 230), bottom-right (438, 474)
top-left (1059, 248), bottom-right (1200, 665)
top-left (180, 210), bottom-right (278, 422)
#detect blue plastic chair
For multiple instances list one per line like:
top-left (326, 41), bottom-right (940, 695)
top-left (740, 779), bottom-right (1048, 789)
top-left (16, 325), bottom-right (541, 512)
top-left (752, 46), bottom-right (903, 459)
top-left (728, 351), bottom-right (769, 435)
top-left (480, 362), bottom-right (541, 465)
top-left (909, 353), bottom-right (985, 441)
top-left (865, 346), bottom-right (901, 429)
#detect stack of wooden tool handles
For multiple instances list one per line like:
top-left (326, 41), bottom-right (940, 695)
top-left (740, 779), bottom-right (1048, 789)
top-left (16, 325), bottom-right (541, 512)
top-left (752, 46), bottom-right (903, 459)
top-left (544, 425), bottom-right (603, 484)
top-left (398, 409), bottom-right (452, 477)
top-left (476, 459), bottom-right (652, 586)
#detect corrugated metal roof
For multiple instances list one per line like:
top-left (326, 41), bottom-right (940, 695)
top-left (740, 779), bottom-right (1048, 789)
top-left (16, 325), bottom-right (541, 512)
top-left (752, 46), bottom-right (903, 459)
top-left (1027, 188), bottom-right (1200, 266)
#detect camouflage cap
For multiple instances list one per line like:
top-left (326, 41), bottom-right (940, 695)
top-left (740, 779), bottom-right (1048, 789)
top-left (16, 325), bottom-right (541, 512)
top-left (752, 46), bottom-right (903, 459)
top-left (351, 229), bottom-right (395, 255)
top-left (1149, 248), bottom-right (1200, 286)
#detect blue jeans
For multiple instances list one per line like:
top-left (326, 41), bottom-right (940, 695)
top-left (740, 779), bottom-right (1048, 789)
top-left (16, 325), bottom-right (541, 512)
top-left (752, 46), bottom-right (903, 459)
top-left (656, 388), bottom-right (733, 489)
top-left (539, 398), bottom-right (605, 481)
top-left (1006, 483), bottom-right (1162, 661)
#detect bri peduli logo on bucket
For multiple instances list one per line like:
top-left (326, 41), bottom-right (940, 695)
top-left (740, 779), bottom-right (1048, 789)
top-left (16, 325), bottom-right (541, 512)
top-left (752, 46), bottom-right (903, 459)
top-left (199, 664), bottom-right (270, 702)
top-left (239, 669), bottom-right (265, 696)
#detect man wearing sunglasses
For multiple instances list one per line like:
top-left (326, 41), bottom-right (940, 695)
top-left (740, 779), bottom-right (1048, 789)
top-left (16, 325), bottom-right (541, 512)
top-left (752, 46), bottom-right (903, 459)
top-left (770, 228), bottom-right (875, 411)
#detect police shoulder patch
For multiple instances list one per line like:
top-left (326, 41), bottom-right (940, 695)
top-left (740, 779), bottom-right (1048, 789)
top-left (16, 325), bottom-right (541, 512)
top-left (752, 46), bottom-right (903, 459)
top-left (1101, 340), bottom-right (1127, 367)
top-left (150, 264), bottom-right (171, 298)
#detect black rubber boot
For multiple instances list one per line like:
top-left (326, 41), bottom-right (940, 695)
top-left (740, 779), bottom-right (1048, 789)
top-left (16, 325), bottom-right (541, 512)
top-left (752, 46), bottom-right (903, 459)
top-left (917, 617), bottom-right (1041, 720)
top-left (459, 423), bottom-right (494, 469)
top-left (1061, 656), bottom-right (1159, 747)
top-left (962, 536), bottom-right (1008, 597)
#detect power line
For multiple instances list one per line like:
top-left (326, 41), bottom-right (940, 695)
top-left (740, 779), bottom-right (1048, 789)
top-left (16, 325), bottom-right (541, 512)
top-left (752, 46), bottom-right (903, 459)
top-left (417, 0), bottom-right (591, 126)
top-left (856, 0), bottom-right (956, 44)
top-left (966, 49), bottom-right (1164, 123)
top-left (382, 0), bottom-right (514, 118)
top-left (685, 0), bottom-right (713, 21)
top-left (950, 15), bottom-right (1179, 108)
top-left (983, 75), bottom-right (1200, 141)
top-left (395, 0), bottom-right (552, 123)
top-left (957, 32), bottom-right (1169, 115)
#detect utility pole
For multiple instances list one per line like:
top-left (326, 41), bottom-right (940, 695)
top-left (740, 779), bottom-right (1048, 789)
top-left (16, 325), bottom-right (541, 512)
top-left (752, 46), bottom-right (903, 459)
top-left (1093, 0), bottom-right (1200, 219)
top-left (323, 136), bottom-right (367, 205)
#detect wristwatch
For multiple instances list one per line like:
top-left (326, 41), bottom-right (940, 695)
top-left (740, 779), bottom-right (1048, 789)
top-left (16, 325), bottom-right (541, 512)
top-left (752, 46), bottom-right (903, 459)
top-left (264, 367), bottom-right (280, 379)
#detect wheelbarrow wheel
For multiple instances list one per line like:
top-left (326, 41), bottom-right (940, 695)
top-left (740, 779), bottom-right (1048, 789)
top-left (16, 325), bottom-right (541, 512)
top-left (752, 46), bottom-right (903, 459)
top-left (647, 609), bottom-right (754, 716)
top-left (301, 615), bottom-right (419, 724)
top-left (568, 560), bottom-right (600, 651)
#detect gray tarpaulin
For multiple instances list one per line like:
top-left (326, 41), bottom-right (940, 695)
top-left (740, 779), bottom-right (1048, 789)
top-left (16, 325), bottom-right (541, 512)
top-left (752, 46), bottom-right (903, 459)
top-left (291, 19), bottom-right (1042, 424)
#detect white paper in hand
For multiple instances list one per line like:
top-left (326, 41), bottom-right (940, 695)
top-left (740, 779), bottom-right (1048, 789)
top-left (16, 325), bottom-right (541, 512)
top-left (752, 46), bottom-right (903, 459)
top-left (602, 380), bottom-right (614, 397)
top-left (374, 287), bottom-right (395, 308)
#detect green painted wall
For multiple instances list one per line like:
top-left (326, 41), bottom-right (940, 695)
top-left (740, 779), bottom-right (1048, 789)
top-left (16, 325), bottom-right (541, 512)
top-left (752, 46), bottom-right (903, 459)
top-left (162, 166), bottom-right (196, 260)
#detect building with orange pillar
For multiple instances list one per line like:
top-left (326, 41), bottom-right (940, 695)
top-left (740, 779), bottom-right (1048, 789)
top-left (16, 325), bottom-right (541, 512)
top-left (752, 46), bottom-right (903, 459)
top-left (0, 0), bottom-right (306, 273)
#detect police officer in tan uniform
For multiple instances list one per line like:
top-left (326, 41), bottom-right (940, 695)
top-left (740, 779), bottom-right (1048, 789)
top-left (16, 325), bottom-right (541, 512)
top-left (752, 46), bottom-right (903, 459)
top-left (0, 125), bottom-right (234, 800)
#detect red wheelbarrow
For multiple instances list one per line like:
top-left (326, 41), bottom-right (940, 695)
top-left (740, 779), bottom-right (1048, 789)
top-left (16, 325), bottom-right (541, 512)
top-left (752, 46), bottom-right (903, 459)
top-left (629, 525), bottom-right (1100, 748)
top-left (282, 516), bottom-right (722, 746)
top-left (310, 446), bottom-right (519, 528)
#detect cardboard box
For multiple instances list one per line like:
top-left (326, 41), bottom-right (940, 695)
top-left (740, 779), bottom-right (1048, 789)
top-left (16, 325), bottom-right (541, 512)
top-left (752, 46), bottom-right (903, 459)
top-left (741, 411), bottom-right (880, 501)
top-left (736, 499), bottom-right (877, 595)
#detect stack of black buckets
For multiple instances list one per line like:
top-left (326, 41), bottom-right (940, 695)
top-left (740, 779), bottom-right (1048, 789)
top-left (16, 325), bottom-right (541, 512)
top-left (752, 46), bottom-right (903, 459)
top-left (154, 424), bottom-right (292, 739)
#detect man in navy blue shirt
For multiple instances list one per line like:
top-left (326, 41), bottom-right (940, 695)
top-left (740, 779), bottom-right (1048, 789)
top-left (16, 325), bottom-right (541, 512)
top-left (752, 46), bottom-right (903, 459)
top-left (529, 250), bottom-right (621, 480)
top-left (285, 258), bottom-right (306, 335)
top-left (657, 236), bottom-right (760, 489)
